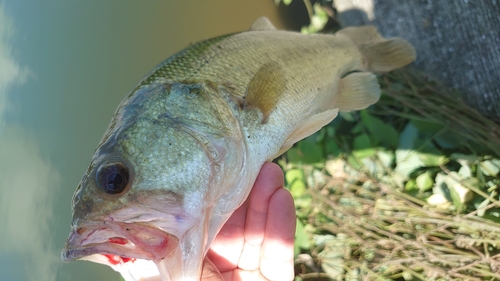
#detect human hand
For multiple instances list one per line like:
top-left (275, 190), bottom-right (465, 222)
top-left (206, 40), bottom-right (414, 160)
top-left (201, 162), bottom-right (296, 281)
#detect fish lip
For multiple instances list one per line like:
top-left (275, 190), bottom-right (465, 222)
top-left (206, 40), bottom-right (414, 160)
top-left (61, 242), bottom-right (146, 262)
top-left (62, 220), bottom-right (179, 264)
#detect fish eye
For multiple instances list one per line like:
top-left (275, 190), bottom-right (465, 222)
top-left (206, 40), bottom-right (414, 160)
top-left (96, 162), bottom-right (129, 194)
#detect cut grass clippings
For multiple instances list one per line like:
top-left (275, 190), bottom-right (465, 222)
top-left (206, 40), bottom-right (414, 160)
top-left (274, 1), bottom-right (500, 280)
top-left (280, 68), bottom-right (500, 280)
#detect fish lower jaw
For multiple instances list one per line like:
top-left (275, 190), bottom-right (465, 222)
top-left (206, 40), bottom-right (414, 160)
top-left (62, 221), bottom-right (180, 265)
top-left (81, 254), bottom-right (162, 281)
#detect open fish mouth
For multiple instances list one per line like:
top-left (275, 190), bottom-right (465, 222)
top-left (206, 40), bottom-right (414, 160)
top-left (62, 220), bottom-right (179, 266)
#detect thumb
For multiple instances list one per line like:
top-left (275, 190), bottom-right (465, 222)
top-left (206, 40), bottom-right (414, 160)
top-left (201, 257), bottom-right (225, 281)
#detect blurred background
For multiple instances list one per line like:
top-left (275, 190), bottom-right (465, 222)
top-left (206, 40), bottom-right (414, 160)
top-left (0, 1), bottom-right (297, 280)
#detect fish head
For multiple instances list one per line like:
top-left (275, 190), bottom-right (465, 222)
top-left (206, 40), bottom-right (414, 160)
top-left (62, 82), bottom-right (243, 280)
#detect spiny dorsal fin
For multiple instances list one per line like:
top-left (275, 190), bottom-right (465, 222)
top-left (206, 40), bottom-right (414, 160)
top-left (334, 72), bottom-right (381, 111)
top-left (337, 26), bottom-right (416, 72)
top-left (250, 17), bottom-right (277, 31)
top-left (244, 62), bottom-right (286, 122)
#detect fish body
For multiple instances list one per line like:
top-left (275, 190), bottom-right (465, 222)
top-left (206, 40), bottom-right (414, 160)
top-left (62, 18), bottom-right (415, 281)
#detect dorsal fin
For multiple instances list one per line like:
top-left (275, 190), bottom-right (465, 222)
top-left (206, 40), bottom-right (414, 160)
top-left (336, 26), bottom-right (416, 72)
top-left (336, 26), bottom-right (385, 46)
top-left (250, 17), bottom-right (277, 31)
top-left (244, 62), bottom-right (286, 123)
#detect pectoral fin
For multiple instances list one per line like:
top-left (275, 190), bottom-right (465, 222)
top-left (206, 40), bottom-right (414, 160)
top-left (244, 62), bottom-right (286, 122)
top-left (273, 72), bottom-right (380, 158)
top-left (334, 72), bottom-right (381, 112)
top-left (273, 109), bottom-right (339, 159)
top-left (250, 17), bottom-right (276, 31)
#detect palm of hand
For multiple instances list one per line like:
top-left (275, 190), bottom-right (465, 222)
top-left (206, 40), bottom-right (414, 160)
top-left (201, 163), bottom-right (296, 281)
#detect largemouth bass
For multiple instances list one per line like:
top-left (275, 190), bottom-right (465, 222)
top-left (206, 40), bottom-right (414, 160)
top-left (62, 18), bottom-right (415, 281)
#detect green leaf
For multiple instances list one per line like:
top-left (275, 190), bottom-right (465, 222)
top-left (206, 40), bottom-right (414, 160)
top-left (351, 123), bottom-right (364, 134)
top-left (361, 157), bottom-right (378, 176)
top-left (396, 125), bottom-right (425, 177)
top-left (458, 164), bottom-right (472, 179)
top-left (301, 3), bottom-right (330, 34)
top-left (326, 141), bottom-right (341, 157)
top-left (398, 123), bottom-right (420, 152)
top-left (416, 171), bottom-right (434, 191)
top-left (409, 119), bottom-right (443, 135)
top-left (285, 169), bottom-right (304, 185)
top-left (290, 180), bottom-right (306, 198)
top-left (480, 159), bottom-right (500, 176)
top-left (285, 169), bottom-right (308, 198)
top-left (435, 131), bottom-right (468, 149)
top-left (326, 126), bottom-right (335, 137)
top-left (294, 195), bottom-right (312, 210)
top-left (316, 234), bottom-right (350, 279)
top-left (436, 172), bottom-right (472, 211)
top-left (286, 147), bottom-right (302, 163)
top-left (277, 0), bottom-right (293, 5)
top-left (286, 139), bottom-right (325, 164)
top-left (475, 198), bottom-right (491, 217)
top-left (402, 271), bottom-right (414, 281)
top-left (352, 134), bottom-right (376, 159)
top-left (433, 173), bottom-right (451, 201)
top-left (477, 164), bottom-right (485, 185)
top-left (417, 151), bottom-right (447, 166)
top-left (395, 123), bottom-right (445, 176)
top-left (347, 154), bottom-right (362, 170)
top-left (450, 153), bottom-right (479, 165)
top-left (360, 110), bottom-right (398, 147)
top-left (294, 219), bottom-right (310, 257)
top-left (483, 211), bottom-right (500, 224)
top-left (395, 151), bottom-right (424, 178)
top-left (448, 181), bottom-right (464, 210)
top-left (339, 111), bottom-right (355, 122)
top-left (405, 179), bottom-right (417, 191)
top-left (434, 136), bottom-right (457, 149)
top-left (314, 128), bottom-right (326, 143)
top-left (377, 150), bottom-right (395, 169)
top-left (414, 141), bottom-right (445, 166)
top-left (299, 141), bottom-right (324, 163)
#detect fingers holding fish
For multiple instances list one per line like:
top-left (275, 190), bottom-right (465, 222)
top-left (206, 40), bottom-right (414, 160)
top-left (206, 162), bottom-right (285, 271)
top-left (207, 201), bottom-right (247, 272)
top-left (205, 162), bottom-right (295, 281)
top-left (200, 258), bottom-right (224, 281)
top-left (259, 184), bottom-right (295, 281)
top-left (237, 162), bottom-right (295, 280)
top-left (238, 162), bottom-right (286, 270)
